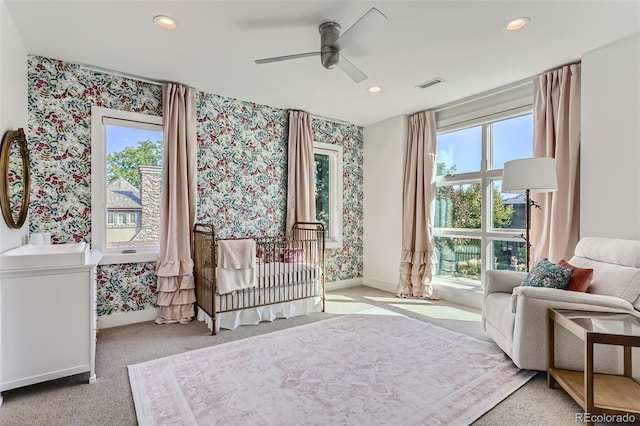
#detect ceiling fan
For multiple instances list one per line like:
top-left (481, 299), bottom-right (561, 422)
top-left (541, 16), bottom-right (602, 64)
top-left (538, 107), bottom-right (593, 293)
top-left (254, 7), bottom-right (387, 83)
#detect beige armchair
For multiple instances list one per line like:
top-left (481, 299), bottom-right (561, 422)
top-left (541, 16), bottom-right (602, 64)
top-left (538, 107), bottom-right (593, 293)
top-left (482, 237), bottom-right (640, 373)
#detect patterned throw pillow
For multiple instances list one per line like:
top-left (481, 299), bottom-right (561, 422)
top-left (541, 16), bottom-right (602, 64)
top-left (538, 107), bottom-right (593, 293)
top-left (522, 259), bottom-right (573, 289)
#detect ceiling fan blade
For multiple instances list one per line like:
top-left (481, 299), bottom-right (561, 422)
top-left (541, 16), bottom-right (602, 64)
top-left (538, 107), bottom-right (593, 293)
top-left (335, 7), bottom-right (387, 51)
top-left (338, 55), bottom-right (367, 83)
top-left (255, 52), bottom-right (320, 64)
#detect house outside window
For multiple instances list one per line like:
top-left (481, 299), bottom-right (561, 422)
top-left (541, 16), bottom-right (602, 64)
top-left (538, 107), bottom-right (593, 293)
top-left (91, 107), bottom-right (163, 264)
top-left (434, 113), bottom-right (533, 287)
top-left (314, 142), bottom-right (343, 249)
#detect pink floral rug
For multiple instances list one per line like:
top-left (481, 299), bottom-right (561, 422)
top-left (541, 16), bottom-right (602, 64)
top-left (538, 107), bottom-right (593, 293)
top-left (128, 311), bottom-right (535, 425)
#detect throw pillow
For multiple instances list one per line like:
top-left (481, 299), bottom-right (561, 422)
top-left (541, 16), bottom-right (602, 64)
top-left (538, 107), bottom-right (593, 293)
top-left (522, 259), bottom-right (573, 289)
top-left (558, 259), bottom-right (593, 292)
top-left (283, 248), bottom-right (306, 263)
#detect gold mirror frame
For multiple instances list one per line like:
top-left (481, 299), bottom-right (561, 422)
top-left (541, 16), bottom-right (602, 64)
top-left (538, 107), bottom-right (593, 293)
top-left (0, 128), bottom-right (31, 229)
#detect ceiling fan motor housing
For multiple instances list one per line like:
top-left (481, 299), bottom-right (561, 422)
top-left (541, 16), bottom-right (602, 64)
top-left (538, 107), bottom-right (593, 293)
top-left (319, 22), bottom-right (340, 69)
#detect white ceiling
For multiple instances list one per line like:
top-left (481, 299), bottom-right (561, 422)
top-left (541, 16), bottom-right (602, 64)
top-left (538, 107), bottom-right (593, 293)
top-left (5, 1), bottom-right (640, 126)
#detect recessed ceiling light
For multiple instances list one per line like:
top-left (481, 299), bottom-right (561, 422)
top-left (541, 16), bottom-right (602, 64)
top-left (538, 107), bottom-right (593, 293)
top-left (504, 17), bottom-right (530, 31)
top-left (368, 86), bottom-right (382, 93)
top-left (154, 15), bottom-right (177, 30)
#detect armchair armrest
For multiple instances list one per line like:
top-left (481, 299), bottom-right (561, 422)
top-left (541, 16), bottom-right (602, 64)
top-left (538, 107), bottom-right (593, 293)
top-left (512, 286), bottom-right (636, 313)
top-left (484, 270), bottom-right (527, 295)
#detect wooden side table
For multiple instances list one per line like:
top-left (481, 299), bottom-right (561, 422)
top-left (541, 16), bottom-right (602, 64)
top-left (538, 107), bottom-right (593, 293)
top-left (547, 308), bottom-right (640, 425)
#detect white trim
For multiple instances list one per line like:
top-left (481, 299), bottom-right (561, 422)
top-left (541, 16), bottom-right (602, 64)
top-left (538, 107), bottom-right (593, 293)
top-left (432, 281), bottom-right (483, 310)
top-left (326, 277), bottom-right (363, 290)
top-left (90, 106), bottom-right (162, 253)
top-left (363, 277), bottom-right (483, 310)
top-left (313, 142), bottom-right (343, 249)
top-left (363, 276), bottom-right (396, 294)
top-left (1, 365), bottom-right (91, 392)
top-left (97, 307), bottom-right (160, 329)
top-left (99, 247), bottom-right (159, 265)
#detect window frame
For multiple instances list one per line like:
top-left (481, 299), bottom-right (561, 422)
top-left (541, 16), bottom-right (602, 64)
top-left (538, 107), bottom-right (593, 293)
top-left (90, 106), bottom-right (163, 264)
top-left (313, 142), bottom-right (343, 249)
top-left (434, 107), bottom-right (533, 288)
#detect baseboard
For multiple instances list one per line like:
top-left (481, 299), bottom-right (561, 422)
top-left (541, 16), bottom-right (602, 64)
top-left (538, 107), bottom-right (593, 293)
top-left (97, 279), bottom-right (364, 329)
top-left (363, 276), bottom-right (483, 310)
top-left (432, 282), bottom-right (483, 310)
top-left (97, 307), bottom-right (160, 329)
top-left (326, 277), bottom-right (363, 290)
top-left (362, 277), bottom-right (397, 294)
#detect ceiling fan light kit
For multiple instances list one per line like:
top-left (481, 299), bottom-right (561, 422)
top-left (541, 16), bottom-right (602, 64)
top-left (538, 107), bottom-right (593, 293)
top-left (254, 7), bottom-right (387, 83)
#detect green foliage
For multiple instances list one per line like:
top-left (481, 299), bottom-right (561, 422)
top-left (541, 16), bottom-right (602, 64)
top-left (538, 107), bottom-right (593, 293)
top-left (106, 139), bottom-right (162, 188)
top-left (314, 153), bottom-right (330, 232)
top-left (436, 160), bottom-right (514, 230)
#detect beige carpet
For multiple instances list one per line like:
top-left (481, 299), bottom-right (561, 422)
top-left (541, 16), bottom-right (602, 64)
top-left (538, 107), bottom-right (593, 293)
top-left (128, 308), bottom-right (535, 425)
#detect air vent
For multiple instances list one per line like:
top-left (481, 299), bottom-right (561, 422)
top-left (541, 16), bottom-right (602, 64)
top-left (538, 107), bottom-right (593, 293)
top-left (416, 77), bottom-right (445, 89)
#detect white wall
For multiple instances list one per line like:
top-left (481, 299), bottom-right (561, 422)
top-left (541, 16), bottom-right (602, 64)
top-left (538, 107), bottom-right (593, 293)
top-left (0, 0), bottom-right (28, 253)
top-left (581, 33), bottom-right (640, 239)
top-left (363, 115), bottom-right (407, 293)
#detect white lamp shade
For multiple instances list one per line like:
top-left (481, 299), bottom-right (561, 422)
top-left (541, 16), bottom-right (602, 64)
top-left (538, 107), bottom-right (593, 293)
top-left (502, 157), bottom-right (558, 193)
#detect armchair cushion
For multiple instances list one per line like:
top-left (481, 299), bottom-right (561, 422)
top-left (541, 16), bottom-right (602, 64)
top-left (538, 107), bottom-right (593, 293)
top-left (522, 259), bottom-right (573, 289)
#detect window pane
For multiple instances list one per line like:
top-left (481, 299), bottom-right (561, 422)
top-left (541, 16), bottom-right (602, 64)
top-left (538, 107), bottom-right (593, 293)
top-left (435, 237), bottom-right (481, 285)
top-left (105, 125), bottom-right (163, 249)
top-left (436, 126), bottom-right (482, 175)
top-left (314, 153), bottom-right (330, 234)
top-left (492, 114), bottom-right (533, 170)
top-left (492, 240), bottom-right (527, 272)
top-left (492, 180), bottom-right (525, 229)
top-left (435, 183), bottom-right (481, 229)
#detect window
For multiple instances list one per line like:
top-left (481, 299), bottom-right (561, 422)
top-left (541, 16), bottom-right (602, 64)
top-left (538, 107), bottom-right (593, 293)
top-left (434, 113), bottom-right (533, 286)
top-left (91, 107), bottom-right (163, 263)
top-left (314, 142), bottom-right (343, 249)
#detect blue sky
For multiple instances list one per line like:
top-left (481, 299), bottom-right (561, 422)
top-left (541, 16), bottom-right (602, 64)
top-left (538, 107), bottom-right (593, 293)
top-left (437, 114), bottom-right (533, 174)
top-left (106, 125), bottom-right (163, 154)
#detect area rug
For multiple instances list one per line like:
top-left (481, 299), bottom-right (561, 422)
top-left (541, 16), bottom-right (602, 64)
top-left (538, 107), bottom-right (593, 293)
top-left (128, 310), bottom-right (535, 425)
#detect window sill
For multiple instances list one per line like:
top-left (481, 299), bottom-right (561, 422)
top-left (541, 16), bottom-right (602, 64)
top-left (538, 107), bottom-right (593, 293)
top-left (325, 239), bottom-right (341, 250)
top-left (98, 248), bottom-right (159, 265)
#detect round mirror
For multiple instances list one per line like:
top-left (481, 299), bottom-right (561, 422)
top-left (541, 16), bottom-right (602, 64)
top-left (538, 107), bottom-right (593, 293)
top-left (0, 128), bottom-right (31, 229)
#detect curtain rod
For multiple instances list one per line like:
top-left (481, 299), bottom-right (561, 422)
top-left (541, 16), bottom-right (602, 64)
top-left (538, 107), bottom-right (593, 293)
top-left (81, 63), bottom-right (164, 86)
top-left (79, 61), bottom-right (198, 89)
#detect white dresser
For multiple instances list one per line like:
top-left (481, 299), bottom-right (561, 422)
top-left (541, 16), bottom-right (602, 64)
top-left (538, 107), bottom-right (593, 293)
top-left (0, 248), bottom-right (102, 394)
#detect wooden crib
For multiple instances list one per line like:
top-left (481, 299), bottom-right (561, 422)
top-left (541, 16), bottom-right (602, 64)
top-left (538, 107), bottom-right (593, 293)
top-left (193, 222), bottom-right (326, 334)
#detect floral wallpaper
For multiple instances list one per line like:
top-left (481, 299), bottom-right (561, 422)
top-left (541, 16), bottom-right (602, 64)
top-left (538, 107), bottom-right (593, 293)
top-left (195, 93), bottom-right (288, 238)
top-left (312, 119), bottom-right (364, 281)
top-left (27, 54), bottom-right (363, 317)
top-left (97, 262), bottom-right (158, 316)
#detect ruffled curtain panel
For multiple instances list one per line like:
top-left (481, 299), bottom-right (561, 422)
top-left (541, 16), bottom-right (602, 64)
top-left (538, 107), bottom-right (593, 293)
top-left (397, 111), bottom-right (438, 299)
top-left (156, 83), bottom-right (197, 323)
top-left (285, 110), bottom-right (316, 235)
top-left (531, 63), bottom-right (581, 264)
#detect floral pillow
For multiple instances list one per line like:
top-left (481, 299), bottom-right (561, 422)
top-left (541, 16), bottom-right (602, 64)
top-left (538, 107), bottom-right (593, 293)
top-left (522, 259), bottom-right (573, 289)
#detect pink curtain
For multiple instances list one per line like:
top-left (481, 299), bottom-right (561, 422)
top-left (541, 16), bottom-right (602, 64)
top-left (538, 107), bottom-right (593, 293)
top-left (397, 111), bottom-right (438, 299)
top-left (531, 63), bottom-right (581, 264)
top-left (285, 110), bottom-right (316, 235)
top-left (155, 83), bottom-right (197, 324)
